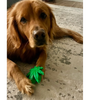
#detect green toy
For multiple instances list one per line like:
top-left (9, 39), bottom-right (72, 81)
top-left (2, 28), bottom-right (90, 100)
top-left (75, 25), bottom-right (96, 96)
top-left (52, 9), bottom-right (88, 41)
top-left (26, 66), bottom-right (44, 84)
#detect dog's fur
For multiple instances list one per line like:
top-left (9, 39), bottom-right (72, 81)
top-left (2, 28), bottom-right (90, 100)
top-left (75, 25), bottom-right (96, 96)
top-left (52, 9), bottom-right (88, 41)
top-left (7, 0), bottom-right (83, 95)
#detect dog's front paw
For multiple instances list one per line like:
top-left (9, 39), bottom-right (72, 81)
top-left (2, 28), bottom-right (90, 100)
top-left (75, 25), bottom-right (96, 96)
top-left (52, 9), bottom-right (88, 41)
top-left (74, 35), bottom-right (83, 44)
top-left (76, 37), bottom-right (83, 44)
top-left (16, 77), bottom-right (35, 96)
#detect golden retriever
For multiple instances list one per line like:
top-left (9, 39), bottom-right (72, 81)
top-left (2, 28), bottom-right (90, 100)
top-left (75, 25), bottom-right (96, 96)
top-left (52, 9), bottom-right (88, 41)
top-left (7, 0), bottom-right (83, 95)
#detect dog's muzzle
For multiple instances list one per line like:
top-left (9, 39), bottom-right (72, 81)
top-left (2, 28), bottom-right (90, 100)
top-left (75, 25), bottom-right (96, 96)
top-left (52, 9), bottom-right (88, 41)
top-left (33, 29), bottom-right (47, 46)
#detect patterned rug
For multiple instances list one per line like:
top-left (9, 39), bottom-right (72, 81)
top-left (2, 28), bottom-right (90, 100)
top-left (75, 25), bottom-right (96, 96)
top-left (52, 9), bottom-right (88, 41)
top-left (7, 4), bottom-right (83, 100)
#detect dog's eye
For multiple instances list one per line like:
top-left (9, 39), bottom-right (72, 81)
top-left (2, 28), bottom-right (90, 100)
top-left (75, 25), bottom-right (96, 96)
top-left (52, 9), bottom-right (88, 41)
top-left (40, 12), bottom-right (47, 19)
top-left (20, 17), bottom-right (27, 23)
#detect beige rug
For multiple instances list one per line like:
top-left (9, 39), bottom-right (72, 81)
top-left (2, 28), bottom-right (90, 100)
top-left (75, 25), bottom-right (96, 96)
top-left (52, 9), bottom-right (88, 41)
top-left (7, 4), bottom-right (83, 100)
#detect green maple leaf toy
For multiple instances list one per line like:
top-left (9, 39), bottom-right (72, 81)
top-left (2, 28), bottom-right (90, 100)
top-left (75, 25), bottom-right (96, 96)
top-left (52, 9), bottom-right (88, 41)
top-left (26, 66), bottom-right (44, 84)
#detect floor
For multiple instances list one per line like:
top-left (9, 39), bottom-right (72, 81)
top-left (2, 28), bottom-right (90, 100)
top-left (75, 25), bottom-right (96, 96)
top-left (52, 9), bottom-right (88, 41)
top-left (45, 0), bottom-right (83, 8)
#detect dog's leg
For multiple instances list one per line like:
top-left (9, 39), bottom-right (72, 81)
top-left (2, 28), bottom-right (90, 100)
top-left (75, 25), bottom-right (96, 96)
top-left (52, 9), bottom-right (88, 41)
top-left (7, 58), bottom-right (34, 95)
top-left (53, 25), bottom-right (83, 44)
top-left (36, 49), bottom-right (47, 79)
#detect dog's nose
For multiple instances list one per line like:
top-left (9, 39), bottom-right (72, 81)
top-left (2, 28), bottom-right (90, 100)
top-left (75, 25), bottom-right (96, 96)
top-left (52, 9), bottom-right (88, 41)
top-left (33, 29), bottom-right (45, 40)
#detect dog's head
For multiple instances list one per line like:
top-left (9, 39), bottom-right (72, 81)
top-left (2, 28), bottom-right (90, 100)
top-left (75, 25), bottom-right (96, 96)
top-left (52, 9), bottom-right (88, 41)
top-left (7, 0), bottom-right (56, 48)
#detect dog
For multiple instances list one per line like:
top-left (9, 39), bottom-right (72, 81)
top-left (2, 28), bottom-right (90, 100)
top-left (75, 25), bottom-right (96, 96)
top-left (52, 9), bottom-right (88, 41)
top-left (7, 0), bottom-right (83, 95)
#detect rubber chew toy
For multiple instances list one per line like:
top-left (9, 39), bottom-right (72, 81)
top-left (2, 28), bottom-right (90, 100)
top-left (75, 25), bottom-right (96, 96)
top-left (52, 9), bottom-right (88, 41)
top-left (26, 66), bottom-right (44, 84)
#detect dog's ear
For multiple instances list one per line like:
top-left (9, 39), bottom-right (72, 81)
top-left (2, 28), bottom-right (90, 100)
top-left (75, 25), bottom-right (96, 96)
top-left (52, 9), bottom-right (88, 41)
top-left (7, 5), bottom-right (21, 49)
top-left (49, 9), bottom-right (56, 41)
top-left (49, 9), bottom-right (62, 41)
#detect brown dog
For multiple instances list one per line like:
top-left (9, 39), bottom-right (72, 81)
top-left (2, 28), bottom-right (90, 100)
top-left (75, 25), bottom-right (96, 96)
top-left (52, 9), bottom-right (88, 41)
top-left (7, 0), bottom-right (83, 95)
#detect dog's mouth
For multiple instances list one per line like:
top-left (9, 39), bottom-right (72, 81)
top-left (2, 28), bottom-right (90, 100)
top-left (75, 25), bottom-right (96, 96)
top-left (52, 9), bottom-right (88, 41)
top-left (35, 40), bottom-right (47, 47)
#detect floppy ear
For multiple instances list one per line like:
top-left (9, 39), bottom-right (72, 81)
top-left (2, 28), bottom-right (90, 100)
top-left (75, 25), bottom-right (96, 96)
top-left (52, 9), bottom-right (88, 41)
top-left (7, 7), bottom-right (21, 49)
top-left (49, 10), bottom-right (56, 41)
top-left (49, 9), bottom-right (62, 41)
top-left (8, 17), bottom-right (21, 48)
